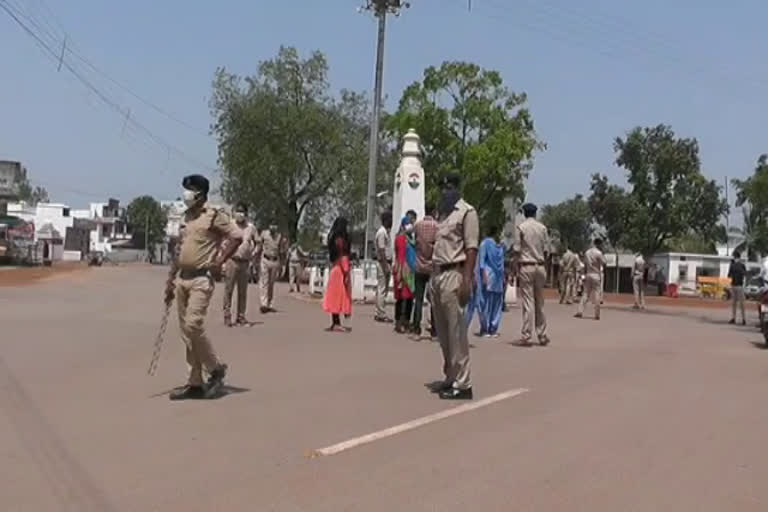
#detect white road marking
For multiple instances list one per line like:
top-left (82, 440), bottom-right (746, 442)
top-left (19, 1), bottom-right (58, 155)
top-left (312, 387), bottom-right (530, 457)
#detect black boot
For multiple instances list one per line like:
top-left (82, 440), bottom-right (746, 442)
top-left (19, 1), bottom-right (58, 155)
top-left (204, 364), bottom-right (228, 399)
top-left (169, 385), bottom-right (205, 401)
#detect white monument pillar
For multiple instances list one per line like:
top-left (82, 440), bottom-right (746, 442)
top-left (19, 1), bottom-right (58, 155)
top-left (391, 129), bottom-right (425, 242)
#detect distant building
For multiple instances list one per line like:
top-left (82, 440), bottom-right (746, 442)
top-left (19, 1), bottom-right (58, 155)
top-left (0, 160), bottom-right (22, 216)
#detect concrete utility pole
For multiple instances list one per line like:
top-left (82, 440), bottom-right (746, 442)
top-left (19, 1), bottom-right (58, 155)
top-left (361, 0), bottom-right (409, 262)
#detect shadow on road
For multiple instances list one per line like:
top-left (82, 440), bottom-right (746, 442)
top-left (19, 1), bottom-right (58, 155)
top-left (150, 385), bottom-right (251, 400)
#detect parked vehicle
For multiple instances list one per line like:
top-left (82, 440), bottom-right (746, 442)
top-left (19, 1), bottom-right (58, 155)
top-left (759, 288), bottom-right (768, 346)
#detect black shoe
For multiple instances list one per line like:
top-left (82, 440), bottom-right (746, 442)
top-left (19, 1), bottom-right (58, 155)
top-left (260, 307), bottom-right (269, 314)
top-left (204, 364), bottom-right (228, 399)
top-left (169, 385), bottom-right (205, 401)
top-left (439, 387), bottom-right (473, 400)
top-left (728, 319), bottom-right (735, 325)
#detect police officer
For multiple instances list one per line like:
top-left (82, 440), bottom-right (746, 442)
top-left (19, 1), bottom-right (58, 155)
top-left (288, 241), bottom-right (307, 293)
top-left (431, 172), bottom-right (479, 400)
top-left (259, 222), bottom-right (282, 313)
top-left (632, 252), bottom-right (646, 310)
top-left (559, 246), bottom-right (577, 305)
top-left (576, 238), bottom-right (606, 320)
top-left (513, 203), bottom-right (551, 346)
top-left (167, 175), bottom-right (243, 400)
top-left (223, 202), bottom-right (259, 326)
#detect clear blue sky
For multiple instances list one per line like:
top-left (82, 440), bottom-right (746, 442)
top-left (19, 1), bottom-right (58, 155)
top-left (1, 0), bottom-right (766, 219)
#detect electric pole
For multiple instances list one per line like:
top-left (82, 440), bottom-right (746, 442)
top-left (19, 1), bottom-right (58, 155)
top-left (361, 0), bottom-right (409, 262)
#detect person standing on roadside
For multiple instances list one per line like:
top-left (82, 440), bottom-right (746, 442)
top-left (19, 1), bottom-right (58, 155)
top-left (375, 211), bottom-right (394, 323)
top-left (259, 222), bottom-right (282, 313)
top-left (576, 238), bottom-right (606, 321)
top-left (513, 203), bottom-right (551, 346)
top-left (431, 172), bottom-right (479, 400)
top-left (411, 203), bottom-right (438, 338)
top-left (728, 251), bottom-right (747, 325)
top-left (633, 252), bottom-right (647, 310)
top-left (222, 202), bottom-right (259, 326)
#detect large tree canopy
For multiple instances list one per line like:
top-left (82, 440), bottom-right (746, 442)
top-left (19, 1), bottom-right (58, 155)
top-left (731, 154), bottom-right (768, 259)
top-left (588, 173), bottom-right (632, 253)
top-left (595, 124), bottom-right (726, 256)
top-left (210, 46), bottom-right (386, 241)
top-left (541, 195), bottom-right (592, 254)
top-left (126, 195), bottom-right (168, 252)
top-left (387, 61), bottom-right (544, 226)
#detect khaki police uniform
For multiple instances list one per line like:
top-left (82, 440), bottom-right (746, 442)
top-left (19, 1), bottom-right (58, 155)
top-left (578, 246), bottom-right (606, 319)
top-left (260, 230), bottom-right (282, 309)
top-left (431, 199), bottom-right (479, 391)
top-left (559, 249), bottom-right (578, 304)
top-left (375, 225), bottom-right (393, 320)
top-left (177, 206), bottom-right (242, 386)
top-left (288, 245), bottom-right (306, 292)
top-left (633, 254), bottom-right (646, 309)
top-left (514, 217), bottom-right (551, 343)
top-left (223, 221), bottom-right (258, 322)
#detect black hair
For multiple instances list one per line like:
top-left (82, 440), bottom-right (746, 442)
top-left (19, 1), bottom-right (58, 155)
top-left (380, 211), bottom-right (393, 225)
top-left (327, 217), bottom-right (350, 263)
top-left (235, 202), bottom-right (248, 213)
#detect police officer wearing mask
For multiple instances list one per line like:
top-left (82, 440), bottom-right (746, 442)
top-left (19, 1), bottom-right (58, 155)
top-left (166, 175), bottom-right (243, 400)
top-left (430, 172), bottom-right (479, 400)
top-left (259, 221), bottom-right (282, 313)
top-left (222, 202), bottom-right (259, 326)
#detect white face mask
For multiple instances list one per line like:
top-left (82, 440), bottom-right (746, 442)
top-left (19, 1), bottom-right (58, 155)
top-left (182, 190), bottom-right (198, 208)
top-left (405, 223), bottom-right (414, 234)
top-left (234, 212), bottom-right (246, 223)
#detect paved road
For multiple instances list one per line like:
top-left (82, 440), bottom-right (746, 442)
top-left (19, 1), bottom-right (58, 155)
top-left (1, 266), bottom-right (767, 511)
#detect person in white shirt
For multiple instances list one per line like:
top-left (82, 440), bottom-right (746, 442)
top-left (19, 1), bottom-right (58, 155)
top-left (375, 211), bottom-right (394, 322)
top-left (633, 253), bottom-right (646, 309)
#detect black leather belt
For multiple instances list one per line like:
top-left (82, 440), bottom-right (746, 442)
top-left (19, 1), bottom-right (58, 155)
top-left (263, 254), bottom-right (278, 261)
top-left (438, 262), bottom-right (463, 273)
top-left (232, 257), bottom-right (249, 263)
top-left (520, 261), bottom-right (544, 266)
top-left (179, 268), bottom-right (210, 280)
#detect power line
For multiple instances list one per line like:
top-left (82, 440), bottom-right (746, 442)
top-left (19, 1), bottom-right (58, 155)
top-left (7, 0), bottom-right (210, 137)
top-left (0, 0), bottom-right (217, 174)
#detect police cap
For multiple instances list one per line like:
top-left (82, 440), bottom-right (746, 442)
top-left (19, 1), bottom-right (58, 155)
top-left (440, 172), bottom-right (462, 188)
top-left (521, 202), bottom-right (538, 216)
top-left (182, 174), bottom-right (210, 195)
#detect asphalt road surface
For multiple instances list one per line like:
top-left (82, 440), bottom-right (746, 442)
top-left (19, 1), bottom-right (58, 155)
top-left (1, 265), bottom-right (766, 511)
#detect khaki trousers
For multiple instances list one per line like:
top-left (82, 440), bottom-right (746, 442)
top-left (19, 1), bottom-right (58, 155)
top-left (289, 263), bottom-right (303, 292)
top-left (731, 286), bottom-right (746, 322)
top-left (176, 276), bottom-right (221, 387)
top-left (376, 262), bottom-right (391, 319)
top-left (579, 273), bottom-right (602, 319)
top-left (431, 269), bottom-right (471, 390)
top-left (560, 272), bottom-right (576, 304)
top-left (223, 260), bottom-right (249, 319)
top-left (519, 264), bottom-right (548, 342)
top-left (633, 275), bottom-right (645, 308)
top-left (260, 257), bottom-right (280, 308)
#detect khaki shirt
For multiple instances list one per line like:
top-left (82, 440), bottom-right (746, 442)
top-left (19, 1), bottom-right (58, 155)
top-left (584, 247), bottom-right (606, 275)
top-left (375, 226), bottom-right (392, 262)
top-left (233, 222), bottom-right (259, 261)
top-left (260, 230), bottom-right (281, 260)
top-left (178, 207), bottom-right (243, 270)
top-left (562, 250), bottom-right (579, 273)
top-left (633, 255), bottom-right (645, 278)
top-left (513, 218), bottom-right (549, 264)
top-left (433, 199), bottom-right (480, 267)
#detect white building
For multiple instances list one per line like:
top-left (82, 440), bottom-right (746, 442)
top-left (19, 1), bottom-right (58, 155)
top-left (650, 252), bottom-right (760, 296)
top-left (161, 200), bottom-right (231, 238)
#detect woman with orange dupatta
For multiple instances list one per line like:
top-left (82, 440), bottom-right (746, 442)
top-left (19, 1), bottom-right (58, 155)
top-left (323, 217), bottom-right (352, 332)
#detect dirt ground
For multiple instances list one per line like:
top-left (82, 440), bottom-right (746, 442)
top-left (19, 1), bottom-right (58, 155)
top-left (0, 262), bottom-right (90, 287)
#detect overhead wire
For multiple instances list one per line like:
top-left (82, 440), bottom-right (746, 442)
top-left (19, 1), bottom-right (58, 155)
top-left (0, 0), bottom-right (217, 175)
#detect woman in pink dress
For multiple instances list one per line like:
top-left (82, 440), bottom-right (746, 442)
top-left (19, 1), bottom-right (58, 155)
top-left (322, 217), bottom-right (352, 332)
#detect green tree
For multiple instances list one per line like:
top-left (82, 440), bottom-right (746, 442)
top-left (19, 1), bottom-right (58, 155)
top-left (588, 173), bottom-right (632, 252)
top-left (14, 166), bottom-right (49, 205)
top-left (126, 196), bottom-right (168, 254)
top-left (600, 124), bottom-right (726, 257)
top-left (210, 46), bottom-right (385, 241)
top-left (387, 61), bottom-right (544, 226)
top-left (731, 154), bottom-right (768, 259)
top-left (540, 194), bottom-right (592, 254)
